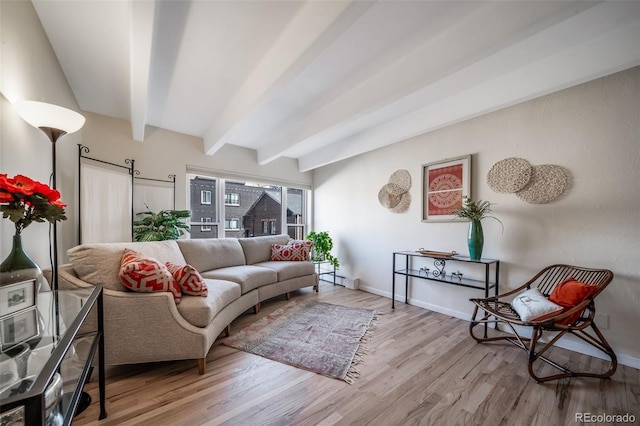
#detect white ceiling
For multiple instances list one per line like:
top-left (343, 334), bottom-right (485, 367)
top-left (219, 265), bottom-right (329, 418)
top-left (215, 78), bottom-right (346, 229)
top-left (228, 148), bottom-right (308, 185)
top-left (32, 1), bottom-right (640, 172)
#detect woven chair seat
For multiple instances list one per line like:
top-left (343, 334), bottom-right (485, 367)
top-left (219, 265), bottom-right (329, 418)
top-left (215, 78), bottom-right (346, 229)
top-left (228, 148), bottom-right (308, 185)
top-left (469, 298), bottom-right (524, 324)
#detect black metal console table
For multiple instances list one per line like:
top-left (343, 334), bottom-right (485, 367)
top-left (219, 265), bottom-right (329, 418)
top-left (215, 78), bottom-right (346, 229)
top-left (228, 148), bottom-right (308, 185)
top-left (392, 251), bottom-right (499, 309)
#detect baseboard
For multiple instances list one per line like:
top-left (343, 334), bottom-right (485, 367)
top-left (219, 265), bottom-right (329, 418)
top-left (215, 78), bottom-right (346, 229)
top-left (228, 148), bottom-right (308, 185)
top-left (358, 285), bottom-right (640, 370)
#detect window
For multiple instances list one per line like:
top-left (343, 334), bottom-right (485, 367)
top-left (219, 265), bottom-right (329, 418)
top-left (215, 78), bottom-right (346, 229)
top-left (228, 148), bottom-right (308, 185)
top-left (188, 173), bottom-right (308, 239)
top-left (225, 218), bottom-right (240, 230)
top-left (189, 176), bottom-right (218, 238)
top-left (201, 190), bottom-right (211, 205)
top-left (286, 187), bottom-right (307, 240)
top-left (225, 193), bottom-right (240, 206)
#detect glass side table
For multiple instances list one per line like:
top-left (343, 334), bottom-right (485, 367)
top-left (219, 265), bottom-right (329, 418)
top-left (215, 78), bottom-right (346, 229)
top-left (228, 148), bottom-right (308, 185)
top-left (0, 286), bottom-right (106, 425)
top-left (313, 260), bottom-right (337, 286)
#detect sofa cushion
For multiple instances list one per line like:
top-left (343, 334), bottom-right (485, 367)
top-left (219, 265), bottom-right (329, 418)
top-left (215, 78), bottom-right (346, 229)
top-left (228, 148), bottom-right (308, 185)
top-left (68, 240), bottom-right (187, 292)
top-left (177, 238), bottom-right (246, 271)
top-left (119, 250), bottom-right (182, 303)
top-left (238, 235), bottom-right (290, 265)
top-left (176, 279), bottom-right (241, 327)
top-left (254, 261), bottom-right (315, 282)
top-left (165, 262), bottom-right (208, 297)
top-left (271, 240), bottom-right (313, 261)
top-left (201, 265), bottom-right (277, 294)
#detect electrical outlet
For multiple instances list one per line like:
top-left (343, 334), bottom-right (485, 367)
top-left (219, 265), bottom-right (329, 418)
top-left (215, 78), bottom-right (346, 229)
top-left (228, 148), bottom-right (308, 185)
top-left (595, 313), bottom-right (609, 329)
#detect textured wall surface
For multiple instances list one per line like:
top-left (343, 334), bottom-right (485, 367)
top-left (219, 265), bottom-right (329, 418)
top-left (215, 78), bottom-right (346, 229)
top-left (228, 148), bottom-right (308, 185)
top-left (313, 67), bottom-right (640, 365)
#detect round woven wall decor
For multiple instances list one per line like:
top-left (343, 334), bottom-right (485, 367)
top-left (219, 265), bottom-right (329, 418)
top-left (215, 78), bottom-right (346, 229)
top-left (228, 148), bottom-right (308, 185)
top-left (390, 192), bottom-right (411, 214)
top-left (487, 157), bottom-right (532, 193)
top-left (388, 169), bottom-right (411, 194)
top-left (516, 164), bottom-right (567, 204)
top-left (378, 186), bottom-right (402, 209)
top-left (378, 169), bottom-right (412, 212)
top-left (384, 182), bottom-right (406, 196)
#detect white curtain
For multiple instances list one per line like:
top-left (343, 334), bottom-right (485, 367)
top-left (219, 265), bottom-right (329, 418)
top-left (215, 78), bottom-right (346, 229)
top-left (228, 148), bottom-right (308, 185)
top-left (81, 163), bottom-right (132, 243)
top-left (133, 181), bottom-right (174, 216)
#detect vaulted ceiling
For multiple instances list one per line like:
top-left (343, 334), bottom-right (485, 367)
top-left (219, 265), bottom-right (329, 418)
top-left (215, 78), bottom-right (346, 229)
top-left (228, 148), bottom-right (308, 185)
top-left (32, 1), bottom-right (640, 171)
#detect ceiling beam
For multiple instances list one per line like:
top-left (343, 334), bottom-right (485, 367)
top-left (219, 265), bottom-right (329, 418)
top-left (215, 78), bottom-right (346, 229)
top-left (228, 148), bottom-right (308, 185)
top-left (297, 2), bottom-right (640, 171)
top-left (255, 1), bottom-right (595, 165)
top-left (129, 0), bottom-right (155, 141)
top-left (202, 0), bottom-right (373, 156)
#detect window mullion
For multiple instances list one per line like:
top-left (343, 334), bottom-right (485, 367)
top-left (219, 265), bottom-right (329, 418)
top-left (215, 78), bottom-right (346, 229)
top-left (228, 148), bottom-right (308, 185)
top-left (217, 178), bottom-right (226, 238)
top-left (281, 186), bottom-right (288, 237)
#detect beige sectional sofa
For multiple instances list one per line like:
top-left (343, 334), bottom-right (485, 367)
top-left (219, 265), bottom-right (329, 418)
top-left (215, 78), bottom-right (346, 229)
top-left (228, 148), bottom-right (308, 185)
top-left (57, 235), bottom-right (318, 374)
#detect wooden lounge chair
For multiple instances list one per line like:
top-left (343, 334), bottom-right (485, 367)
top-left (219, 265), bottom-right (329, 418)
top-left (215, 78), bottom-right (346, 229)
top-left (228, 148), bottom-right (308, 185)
top-left (469, 264), bottom-right (616, 383)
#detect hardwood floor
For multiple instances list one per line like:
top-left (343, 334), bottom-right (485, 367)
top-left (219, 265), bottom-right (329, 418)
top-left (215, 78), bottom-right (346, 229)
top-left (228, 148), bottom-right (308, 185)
top-left (75, 283), bottom-right (639, 426)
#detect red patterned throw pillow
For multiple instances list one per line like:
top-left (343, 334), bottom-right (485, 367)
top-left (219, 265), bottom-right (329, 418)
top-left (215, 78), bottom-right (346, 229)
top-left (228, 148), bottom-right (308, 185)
top-left (271, 240), bottom-right (313, 261)
top-left (165, 262), bottom-right (208, 297)
top-left (119, 249), bottom-right (182, 303)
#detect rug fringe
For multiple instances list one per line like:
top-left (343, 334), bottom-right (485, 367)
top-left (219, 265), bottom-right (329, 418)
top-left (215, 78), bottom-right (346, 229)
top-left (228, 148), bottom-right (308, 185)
top-left (344, 311), bottom-right (380, 384)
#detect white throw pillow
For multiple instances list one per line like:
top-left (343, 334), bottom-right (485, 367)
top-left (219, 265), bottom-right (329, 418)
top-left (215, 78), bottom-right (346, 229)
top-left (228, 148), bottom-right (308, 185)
top-left (511, 288), bottom-right (563, 322)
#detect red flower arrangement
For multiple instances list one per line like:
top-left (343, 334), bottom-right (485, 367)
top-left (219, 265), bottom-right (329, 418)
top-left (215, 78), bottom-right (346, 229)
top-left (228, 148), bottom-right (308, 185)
top-left (0, 174), bottom-right (67, 235)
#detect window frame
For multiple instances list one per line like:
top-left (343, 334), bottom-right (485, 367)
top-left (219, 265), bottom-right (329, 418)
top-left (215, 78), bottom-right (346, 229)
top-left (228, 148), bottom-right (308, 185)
top-left (188, 173), bottom-right (310, 239)
top-left (225, 192), bottom-right (240, 206)
top-left (225, 217), bottom-right (240, 231)
top-left (201, 217), bottom-right (212, 232)
top-left (200, 190), bottom-right (212, 205)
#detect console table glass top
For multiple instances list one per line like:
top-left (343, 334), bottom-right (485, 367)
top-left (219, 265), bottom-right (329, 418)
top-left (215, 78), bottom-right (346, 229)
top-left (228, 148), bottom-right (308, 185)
top-left (0, 286), bottom-right (106, 425)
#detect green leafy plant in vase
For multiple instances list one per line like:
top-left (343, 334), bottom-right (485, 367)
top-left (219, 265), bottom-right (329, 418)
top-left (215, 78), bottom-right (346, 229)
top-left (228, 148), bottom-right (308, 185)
top-left (452, 197), bottom-right (503, 261)
top-left (306, 231), bottom-right (340, 269)
top-left (133, 206), bottom-right (191, 241)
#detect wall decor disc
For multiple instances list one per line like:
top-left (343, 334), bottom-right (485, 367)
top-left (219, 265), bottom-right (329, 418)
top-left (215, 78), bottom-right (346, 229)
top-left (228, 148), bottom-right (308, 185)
top-left (390, 191), bottom-right (411, 213)
top-left (487, 157), bottom-right (532, 193)
top-left (384, 182), bottom-right (406, 196)
top-left (388, 169), bottom-right (411, 194)
top-left (378, 186), bottom-right (402, 209)
top-left (516, 164), bottom-right (567, 204)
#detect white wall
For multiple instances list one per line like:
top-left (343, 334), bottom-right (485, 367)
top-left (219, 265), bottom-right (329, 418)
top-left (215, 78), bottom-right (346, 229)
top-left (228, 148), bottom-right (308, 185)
top-left (313, 67), bottom-right (640, 366)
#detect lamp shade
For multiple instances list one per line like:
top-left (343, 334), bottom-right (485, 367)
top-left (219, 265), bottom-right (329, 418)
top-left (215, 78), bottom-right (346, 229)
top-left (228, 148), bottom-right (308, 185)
top-left (14, 100), bottom-right (85, 134)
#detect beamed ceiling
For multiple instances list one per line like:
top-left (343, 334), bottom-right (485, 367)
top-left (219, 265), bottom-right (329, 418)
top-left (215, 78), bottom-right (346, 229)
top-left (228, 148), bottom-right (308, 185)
top-left (32, 0), bottom-right (640, 171)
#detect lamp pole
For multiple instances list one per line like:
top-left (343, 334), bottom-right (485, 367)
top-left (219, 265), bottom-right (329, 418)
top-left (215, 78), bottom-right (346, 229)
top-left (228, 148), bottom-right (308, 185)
top-left (39, 127), bottom-right (68, 292)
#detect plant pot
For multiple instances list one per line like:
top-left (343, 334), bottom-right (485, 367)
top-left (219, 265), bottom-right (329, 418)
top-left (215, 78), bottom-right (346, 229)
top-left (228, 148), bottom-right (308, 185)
top-left (467, 220), bottom-right (484, 261)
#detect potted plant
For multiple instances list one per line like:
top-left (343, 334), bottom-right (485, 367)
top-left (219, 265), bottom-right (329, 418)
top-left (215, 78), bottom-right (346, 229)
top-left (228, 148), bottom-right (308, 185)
top-left (306, 231), bottom-right (340, 268)
top-left (133, 206), bottom-right (191, 241)
top-left (452, 197), bottom-right (503, 261)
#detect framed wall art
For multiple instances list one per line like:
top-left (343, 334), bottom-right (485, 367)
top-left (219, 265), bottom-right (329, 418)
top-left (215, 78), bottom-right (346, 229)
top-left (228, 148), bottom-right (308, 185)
top-left (422, 154), bottom-right (471, 222)
top-left (0, 307), bottom-right (39, 349)
top-left (0, 279), bottom-right (37, 320)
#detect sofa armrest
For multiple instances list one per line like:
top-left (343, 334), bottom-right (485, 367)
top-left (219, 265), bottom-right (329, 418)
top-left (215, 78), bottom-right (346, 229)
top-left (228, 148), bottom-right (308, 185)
top-left (58, 265), bottom-right (210, 365)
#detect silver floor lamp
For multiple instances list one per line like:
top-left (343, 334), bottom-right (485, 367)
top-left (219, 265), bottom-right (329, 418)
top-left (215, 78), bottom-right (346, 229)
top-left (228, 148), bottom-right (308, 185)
top-left (14, 101), bottom-right (86, 292)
